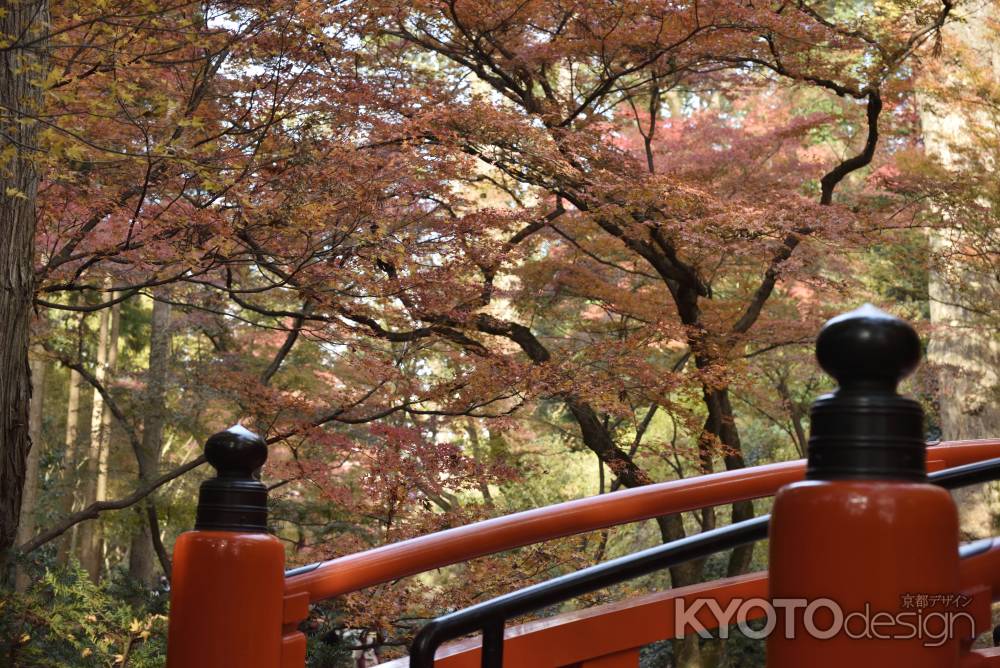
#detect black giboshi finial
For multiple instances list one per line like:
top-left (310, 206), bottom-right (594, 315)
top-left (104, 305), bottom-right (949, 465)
top-left (807, 304), bottom-right (927, 482)
top-left (205, 424), bottom-right (268, 478)
top-left (195, 425), bottom-right (270, 532)
top-left (815, 303), bottom-right (922, 391)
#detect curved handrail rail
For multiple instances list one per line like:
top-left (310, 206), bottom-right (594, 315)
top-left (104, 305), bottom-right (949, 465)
top-left (408, 455), bottom-right (1000, 668)
top-left (284, 461), bottom-right (799, 601)
top-left (284, 439), bottom-right (1000, 604)
top-left (411, 516), bottom-right (770, 668)
top-left (380, 537), bottom-right (1000, 668)
top-left (376, 572), bottom-right (771, 668)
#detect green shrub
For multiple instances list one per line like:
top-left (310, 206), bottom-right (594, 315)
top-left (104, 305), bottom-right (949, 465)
top-left (0, 564), bottom-right (167, 667)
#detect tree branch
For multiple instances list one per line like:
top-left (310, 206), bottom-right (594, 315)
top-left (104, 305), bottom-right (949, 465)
top-left (731, 90), bottom-right (882, 335)
top-left (43, 347), bottom-right (143, 458)
top-left (260, 299), bottom-right (313, 386)
top-left (18, 456), bottom-right (205, 555)
top-left (473, 314), bottom-right (653, 487)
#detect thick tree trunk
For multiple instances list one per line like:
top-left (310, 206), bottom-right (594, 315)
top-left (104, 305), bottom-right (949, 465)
top-left (657, 515), bottom-right (707, 667)
top-left (702, 386), bottom-right (755, 576)
top-left (685, 301), bottom-right (756, 575)
top-left (78, 296), bottom-right (120, 580)
top-left (0, 0), bottom-right (46, 572)
top-left (129, 296), bottom-right (171, 586)
top-left (14, 357), bottom-right (46, 592)
top-left (669, 384), bottom-right (754, 668)
top-left (77, 305), bottom-right (110, 578)
top-left (919, 0), bottom-right (1000, 540)
top-left (92, 300), bottom-right (120, 569)
top-left (930, 278), bottom-right (1000, 539)
top-left (674, 302), bottom-right (755, 667)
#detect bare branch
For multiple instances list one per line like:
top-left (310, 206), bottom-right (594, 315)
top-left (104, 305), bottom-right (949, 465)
top-left (18, 456), bottom-right (205, 555)
top-left (731, 90), bottom-right (882, 335)
top-left (260, 300), bottom-right (313, 386)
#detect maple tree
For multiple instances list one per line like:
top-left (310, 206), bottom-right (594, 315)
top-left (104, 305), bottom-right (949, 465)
top-left (324, 0), bottom-right (947, 592)
top-left (296, 3), bottom-right (953, 661)
top-left (0, 0), bottom-right (976, 665)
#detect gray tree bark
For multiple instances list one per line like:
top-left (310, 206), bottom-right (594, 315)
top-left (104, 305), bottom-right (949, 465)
top-left (57, 362), bottom-right (83, 565)
top-left (129, 295), bottom-right (172, 586)
top-left (79, 295), bottom-right (120, 580)
top-left (14, 357), bottom-right (46, 591)
top-left (919, 0), bottom-right (1000, 539)
top-left (0, 0), bottom-right (47, 571)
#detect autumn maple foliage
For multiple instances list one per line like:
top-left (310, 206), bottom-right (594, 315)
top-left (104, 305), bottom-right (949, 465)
top-left (0, 0), bottom-right (963, 663)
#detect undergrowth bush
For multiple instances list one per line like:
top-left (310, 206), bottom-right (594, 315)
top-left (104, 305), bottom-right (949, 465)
top-left (0, 563), bottom-right (167, 667)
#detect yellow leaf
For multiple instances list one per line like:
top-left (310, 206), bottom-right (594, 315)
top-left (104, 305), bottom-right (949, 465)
top-left (43, 66), bottom-right (63, 88)
top-left (81, 648), bottom-right (92, 658)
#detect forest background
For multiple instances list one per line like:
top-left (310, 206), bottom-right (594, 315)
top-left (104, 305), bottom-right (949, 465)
top-left (1, 0), bottom-right (999, 666)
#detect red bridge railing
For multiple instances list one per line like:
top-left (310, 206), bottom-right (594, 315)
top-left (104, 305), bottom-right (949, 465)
top-left (164, 438), bottom-right (1000, 668)
top-left (164, 306), bottom-right (1000, 667)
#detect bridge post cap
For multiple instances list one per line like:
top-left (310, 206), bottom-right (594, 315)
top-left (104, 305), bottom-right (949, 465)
top-left (195, 425), bottom-right (270, 532)
top-left (806, 304), bottom-right (926, 482)
top-left (205, 424), bottom-right (267, 477)
top-left (816, 303), bottom-right (922, 390)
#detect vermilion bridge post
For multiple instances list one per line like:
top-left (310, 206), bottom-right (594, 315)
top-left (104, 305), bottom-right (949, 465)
top-left (166, 426), bottom-right (286, 667)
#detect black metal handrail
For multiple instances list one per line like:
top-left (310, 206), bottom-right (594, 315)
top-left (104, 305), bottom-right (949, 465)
top-left (409, 456), bottom-right (1000, 668)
